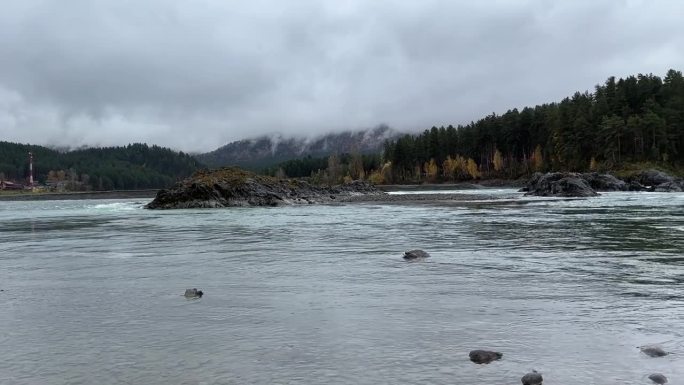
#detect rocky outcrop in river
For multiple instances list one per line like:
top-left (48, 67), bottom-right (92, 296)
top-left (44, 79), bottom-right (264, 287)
top-left (631, 169), bottom-right (683, 192)
top-left (146, 167), bottom-right (385, 209)
top-left (523, 172), bottom-right (599, 197)
top-left (523, 170), bottom-right (683, 197)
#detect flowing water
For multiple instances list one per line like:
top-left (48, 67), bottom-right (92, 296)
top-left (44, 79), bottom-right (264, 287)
top-left (1, 190), bottom-right (683, 385)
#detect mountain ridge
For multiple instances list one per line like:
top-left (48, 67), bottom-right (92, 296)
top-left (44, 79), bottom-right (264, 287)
top-left (195, 125), bottom-right (401, 170)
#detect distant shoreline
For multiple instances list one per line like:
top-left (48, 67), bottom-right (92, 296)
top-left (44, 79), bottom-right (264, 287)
top-left (0, 189), bottom-right (158, 201)
top-left (0, 183), bottom-right (521, 202)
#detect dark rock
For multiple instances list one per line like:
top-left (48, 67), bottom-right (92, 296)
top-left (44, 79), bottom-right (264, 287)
top-left (521, 370), bottom-right (543, 385)
top-left (146, 167), bottom-right (385, 209)
top-left (581, 172), bottom-right (628, 191)
top-left (648, 373), bottom-right (668, 384)
top-left (636, 169), bottom-right (675, 186)
top-left (403, 249), bottom-right (431, 260)
top-left (524, 172), bottom-right (599, 197)
top-left (184, 288), bottom-right (204, 298)
top-left (628, 180), bottom-right (649, 191)
top-left (640, 345), bottom-right (669, 357)
top-left (654, 180), bottom-right (683, 192)
top-left (468, 350), bottom-right (502, 364)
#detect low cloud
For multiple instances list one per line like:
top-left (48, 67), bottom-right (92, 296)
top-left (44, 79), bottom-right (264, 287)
top-left (1, 0), bottom-right (683, 152)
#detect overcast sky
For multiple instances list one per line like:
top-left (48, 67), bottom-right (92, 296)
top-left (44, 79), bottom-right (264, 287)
top-left (1, 0), bottom-right (683, 152)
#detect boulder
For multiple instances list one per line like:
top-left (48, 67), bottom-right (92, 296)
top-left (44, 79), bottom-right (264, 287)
top-left (468, 350), bottom-right (502, 364)
top-left (648, 373), bottom-right (668, 384)
top-left (403, 249), bottom-right (431, 260)
top-left (184, 288), bottom-right (204, 298)
top-left (639, 345), bottom-right (668, 357)
top-left (581, 172), bottom-right (628, 191)
top-left (521, 370), bottom-right (543, 385)
top-left (654, 180), bottom-right (683, 192)
top-left (636, 169), bottom-right (675, 186)
top-left (524, 172), bottom-right (599, 197)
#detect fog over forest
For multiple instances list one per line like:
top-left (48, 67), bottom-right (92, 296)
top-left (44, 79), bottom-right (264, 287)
top-left (1, 0), bottom-right (683, 152)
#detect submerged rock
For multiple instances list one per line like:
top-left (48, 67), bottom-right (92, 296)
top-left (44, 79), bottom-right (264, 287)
top-left (146, 167), bottom-right (384, 209)
top-left (403, 249), bottom-right (431, 260)
top-left (649, 373), bottom-right (668, 384)
top-left (521, 370), bottom-right (543, 385)
top-left (640, 345), bottom-right (669, 357)
top-left (184, 288), bottom-right (204, 298)
top-left (524, 172), bottom-right (599, 197)
top-left (468, 350), bottom-right (502, 364)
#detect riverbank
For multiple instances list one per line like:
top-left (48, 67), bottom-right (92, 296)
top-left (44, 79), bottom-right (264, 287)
top-left (0, 189), bottom-right (158, 201)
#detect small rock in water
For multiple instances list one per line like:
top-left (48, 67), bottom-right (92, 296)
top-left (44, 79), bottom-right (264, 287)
top-left (521, 370), bottom-right (543, 385)
top-left (184, 288), bottom-right (203, 298)
top-left (648, 373), bottom-right (668, 384)
top-left (468, 350), bottom-right (502, 364)
top-left (640, 345), bottom-right (668, 357)
top-left (403, 249), bottom-right (431, 260)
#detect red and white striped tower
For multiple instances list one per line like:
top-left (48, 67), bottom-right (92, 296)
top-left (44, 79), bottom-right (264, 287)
top-left (28, 152), bottom-right (34, 186)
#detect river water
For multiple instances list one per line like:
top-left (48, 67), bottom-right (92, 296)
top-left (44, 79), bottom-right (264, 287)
top-left (1, 190), bottom-right (683, 385)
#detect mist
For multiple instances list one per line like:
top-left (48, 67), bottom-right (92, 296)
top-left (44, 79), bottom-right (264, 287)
top-left (1, 0), bottom-right (683, 152)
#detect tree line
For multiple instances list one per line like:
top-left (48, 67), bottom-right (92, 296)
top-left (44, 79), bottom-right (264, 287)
top-left (0, 142), bottom-right (202, 190)
top-left (264, 153), bottom-right (383, 184)
top-left (382, 69), bottom-right (684, 183)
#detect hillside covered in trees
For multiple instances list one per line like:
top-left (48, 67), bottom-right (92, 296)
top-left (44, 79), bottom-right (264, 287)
top-left (382, 69), bottom-right (684, 183)
top-left (0, 142), bottom-right (203, 191)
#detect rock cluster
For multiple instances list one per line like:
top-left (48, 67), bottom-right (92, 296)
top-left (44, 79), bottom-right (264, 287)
top-left (523, 169), bottom-right (683, 197)
top-left (146, 167), bottom-right (385, 209)
top-left (462, 343), bottom-right (673, 383)
top-left (523, 172), bottom-right (599, 197)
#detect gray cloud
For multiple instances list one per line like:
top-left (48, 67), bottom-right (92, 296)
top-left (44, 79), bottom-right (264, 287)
top-left (1, 0), bottom-right (683, 152)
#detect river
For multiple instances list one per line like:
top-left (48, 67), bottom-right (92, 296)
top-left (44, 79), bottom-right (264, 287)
top-left (1, 190), bottom-right (682, 384)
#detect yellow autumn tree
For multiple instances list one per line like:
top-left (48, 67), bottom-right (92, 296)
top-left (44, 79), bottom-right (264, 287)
top-left (424, 158), bottom-right (439, 182)
top-left (466, 158), bottom-right (480, 179)
top-left (493, 149), bottom-right (504, 172)
top-left (454, 155), bottom-right (469, 179)
top-left (442, 156), bottom-right (456, 181)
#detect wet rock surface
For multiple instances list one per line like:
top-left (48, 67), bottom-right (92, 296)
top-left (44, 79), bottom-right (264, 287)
top-left (521, 370), bottom-right (543, 385)
top-left (580, 172), bottom-right (627, 191)
top-left (469, 350), bottom-right (502, 364)
top-left (403, 249), bottom-right (431, 260)
top-left (523, 172), bottom-right (599, 197)
top-left (524, 170), bottom-right (683, 196)
top-left (184, 288), bottom-right (203, 298)
top-left (648, 373), bottom-right (668, 384)
top-left (640, 345), bottom-right (669, 357)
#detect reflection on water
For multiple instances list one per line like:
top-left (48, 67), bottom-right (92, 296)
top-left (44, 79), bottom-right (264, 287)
top-left (0, 192), bottom-right (683, 384)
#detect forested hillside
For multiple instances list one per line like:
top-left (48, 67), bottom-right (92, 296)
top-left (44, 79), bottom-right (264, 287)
top-left (383, 69), bottom-right (684, 182)
top-left (196, 125), bottom-right (400, 170)
top-left (0, 142), bottom-right (203, 190)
